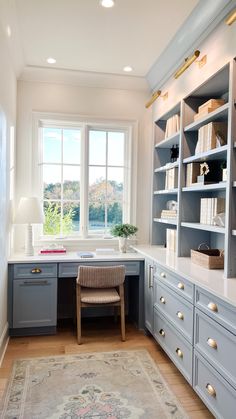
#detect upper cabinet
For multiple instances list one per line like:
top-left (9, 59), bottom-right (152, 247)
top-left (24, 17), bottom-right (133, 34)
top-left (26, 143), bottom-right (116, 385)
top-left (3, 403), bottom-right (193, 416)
top-left (152, 60), bottom-right (236, 278)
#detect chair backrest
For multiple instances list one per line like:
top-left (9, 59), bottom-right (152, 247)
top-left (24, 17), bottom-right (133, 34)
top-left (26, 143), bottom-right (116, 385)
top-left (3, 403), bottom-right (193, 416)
top-left (77, 265), bottom-right (125, 288)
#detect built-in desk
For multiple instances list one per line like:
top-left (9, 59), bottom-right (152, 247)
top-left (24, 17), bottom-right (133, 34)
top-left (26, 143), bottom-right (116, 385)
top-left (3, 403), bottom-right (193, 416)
top-left (8, 252), bottom-right (145, 336)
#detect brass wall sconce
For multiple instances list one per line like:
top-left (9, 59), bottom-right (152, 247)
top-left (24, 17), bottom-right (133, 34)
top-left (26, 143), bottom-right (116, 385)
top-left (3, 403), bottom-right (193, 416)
top-left (145, 90), bottom-right (168, 109)
top-left (174, 50), bottom-right (200, 79)
top-left (225, 9), bottom-right (236, 25)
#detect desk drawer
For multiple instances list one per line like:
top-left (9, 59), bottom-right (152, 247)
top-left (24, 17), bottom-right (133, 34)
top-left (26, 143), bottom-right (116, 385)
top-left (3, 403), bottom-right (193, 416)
top-left (195, 286), bottom-right (236, 336)
top-left (154, 308), bottom-right (192, 384)
top-left (155, 266), bottom-right (193, 302)
top-left (194, 350), bottom-right (236, 419)
top-left (154, 279), bottom-right (194, 343)
top-left (59, 261), bottom-right (140, 277)
top-left (195, 308), bottom-right (236, 389)
top-left (13, 263), bottom-right (57, 279)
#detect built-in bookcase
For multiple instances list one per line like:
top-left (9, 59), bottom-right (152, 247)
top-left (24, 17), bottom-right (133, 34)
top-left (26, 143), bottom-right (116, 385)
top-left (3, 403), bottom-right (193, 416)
top-left (152, 60), bottom-right (236, 278)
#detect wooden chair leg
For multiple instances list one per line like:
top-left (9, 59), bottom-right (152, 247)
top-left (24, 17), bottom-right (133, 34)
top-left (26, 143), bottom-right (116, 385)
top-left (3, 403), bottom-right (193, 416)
top-left (119, 285), bottom-right (125, 342)
top-left (76, 285), bottom-right (82, 344)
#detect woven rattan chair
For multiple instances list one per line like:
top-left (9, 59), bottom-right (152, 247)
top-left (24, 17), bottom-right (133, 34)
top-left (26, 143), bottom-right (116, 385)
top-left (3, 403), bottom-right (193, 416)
top-left (76, 265), bottom-right (126, 344)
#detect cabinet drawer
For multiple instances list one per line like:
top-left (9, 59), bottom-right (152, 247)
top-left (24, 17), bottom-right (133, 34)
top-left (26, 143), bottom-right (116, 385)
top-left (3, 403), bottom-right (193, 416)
top-left (195, 308), bottom-right (236, 389)
top-left (155, 265), bottom-right (193, 302)
top-left (59, 261), bottom-right (140, 277)
top-left (194, 350), bottom-right (236, 419)
top-left (154, 279), bottom-right (194, 343)
top-left (154, 308), bottom-right (192, 384)
top-left (195, 286), bottom-right (236, 335)
top-left (13, 263), bottom-right (57, 279)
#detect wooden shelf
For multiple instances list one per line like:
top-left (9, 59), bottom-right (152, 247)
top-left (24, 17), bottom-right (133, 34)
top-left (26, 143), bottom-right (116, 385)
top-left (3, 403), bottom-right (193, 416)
top-left (182, 182), bottom-right (226, 192)
top-left (154, 189), bottom-right (178, 195)
top-left (183, 145), bottom-right (228, 164)
top-left (154, 161), bottom-right (179, 173)
top-left (184, 103), bottom-right (229, 132)
top-left (155, 131), bottom-right (180, 149)
top-left (154, 218), bottom-right (177, 225)
top-left (181, 222), bottom-right (225, 234)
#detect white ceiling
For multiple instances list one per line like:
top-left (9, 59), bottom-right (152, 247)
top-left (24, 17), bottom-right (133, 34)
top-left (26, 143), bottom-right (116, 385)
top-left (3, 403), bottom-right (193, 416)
top-left (12, 0), bottom-right (199, 77)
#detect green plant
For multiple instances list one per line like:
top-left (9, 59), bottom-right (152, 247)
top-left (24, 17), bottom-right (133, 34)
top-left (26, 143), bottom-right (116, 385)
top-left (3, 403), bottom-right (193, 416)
top-left (110, 223), bottom-right (138, 238)
top-left (44, 202), bottom-right (75, 235)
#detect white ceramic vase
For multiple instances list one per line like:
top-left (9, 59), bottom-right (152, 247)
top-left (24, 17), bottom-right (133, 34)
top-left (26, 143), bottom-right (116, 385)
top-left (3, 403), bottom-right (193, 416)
top-left (119, 237), bottom-right (127, 253)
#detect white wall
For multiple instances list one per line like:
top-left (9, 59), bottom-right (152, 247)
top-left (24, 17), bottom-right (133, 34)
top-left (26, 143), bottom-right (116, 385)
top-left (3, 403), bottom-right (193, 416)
top-left (0, 24), bottom-right (17, 359)
top-left (15, 80), bottom-right (151, 249)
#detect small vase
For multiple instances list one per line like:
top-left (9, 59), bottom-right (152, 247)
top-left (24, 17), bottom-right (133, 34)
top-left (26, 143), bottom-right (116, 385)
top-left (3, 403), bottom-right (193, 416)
top-left (119, 237), bottom-right (127, 253)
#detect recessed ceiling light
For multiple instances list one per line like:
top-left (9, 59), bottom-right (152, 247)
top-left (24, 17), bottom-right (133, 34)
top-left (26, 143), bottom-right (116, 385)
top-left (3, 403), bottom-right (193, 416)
top-left (47, 57), bottom-right (56, 64)
top-left (123, 66), bottom-right (133, 72)
top-left (100, 0), bottom-right (115, 8)
top-left (6, 25), bottom-right (11, 37)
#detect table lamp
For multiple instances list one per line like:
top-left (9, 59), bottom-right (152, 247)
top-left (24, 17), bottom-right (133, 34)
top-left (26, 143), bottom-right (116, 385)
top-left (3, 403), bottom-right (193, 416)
top-left (14, 197), bottom-right (45, 256)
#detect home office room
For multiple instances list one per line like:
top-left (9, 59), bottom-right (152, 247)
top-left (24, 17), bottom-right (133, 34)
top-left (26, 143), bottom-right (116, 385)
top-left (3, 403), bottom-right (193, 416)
top-left (1, 1), bottom-right (236, 418)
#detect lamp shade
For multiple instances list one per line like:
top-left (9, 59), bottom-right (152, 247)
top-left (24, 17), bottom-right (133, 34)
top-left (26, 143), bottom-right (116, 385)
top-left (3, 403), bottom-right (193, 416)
top-left (14, 197), bottom-right (45, 224)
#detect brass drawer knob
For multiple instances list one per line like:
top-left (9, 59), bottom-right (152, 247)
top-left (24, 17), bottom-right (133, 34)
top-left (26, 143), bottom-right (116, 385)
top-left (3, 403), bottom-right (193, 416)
top-left (207, 302), bottom-right (218, 312)
top-left (206, 383), bottom-right (216, 398)
top-left (207, 338), bottom-right (218, 349)
top-left (160, 296), bottom-right (166, 304)
top-left (176, 348), bottom-right (183, 358)
top-left (31, 268), bottom-right (42, 274)
top-left (160, 272), bottom-right (166, 278)
top-left (159, 329), bottom-right (165, 337)
top-left (177, 311), bottom-right (184, 320)
top-left (177, 282), bottom-right (184, 290)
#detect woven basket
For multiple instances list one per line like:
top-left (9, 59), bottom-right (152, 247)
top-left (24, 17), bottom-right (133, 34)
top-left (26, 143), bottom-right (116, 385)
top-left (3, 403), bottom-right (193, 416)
top-left (191, 248), bottom-right (224, 269)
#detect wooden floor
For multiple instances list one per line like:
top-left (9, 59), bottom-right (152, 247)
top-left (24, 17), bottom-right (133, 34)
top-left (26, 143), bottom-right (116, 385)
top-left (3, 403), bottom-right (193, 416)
top-left (0, 319), bottom-right (213, 418)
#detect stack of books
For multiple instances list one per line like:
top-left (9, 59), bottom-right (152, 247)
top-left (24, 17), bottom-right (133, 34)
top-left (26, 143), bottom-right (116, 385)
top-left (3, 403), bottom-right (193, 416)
top-left (164, 114), bottom-right (180, 138)
top-left (161, 210), bottom-right (177, 219)
top-left (194, 99), bottom-right (225, 121)
top-left (195, 122), bottom-right (227, 154)
top-left (165, 167), bottom-right (178, 190)
top-left (186, 163), bottom-right (200, 186)
top-left (166, 228), bottom-right (176, 252)
top-left (39, 245), bottom-right (66, 254)
top-left (200, 197), bottom-right (225, 225)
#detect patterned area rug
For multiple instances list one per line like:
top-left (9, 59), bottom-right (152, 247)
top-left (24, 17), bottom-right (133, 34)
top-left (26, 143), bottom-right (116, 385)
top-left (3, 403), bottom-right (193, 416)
top-left (0, 350), bottom-right (188, 419)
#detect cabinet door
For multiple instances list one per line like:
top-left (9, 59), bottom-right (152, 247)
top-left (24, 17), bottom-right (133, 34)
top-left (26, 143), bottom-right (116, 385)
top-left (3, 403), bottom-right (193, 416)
top-left (13, 278), bottom-right (57, 328)
top-left (144, 259), bottom-right (154, 333)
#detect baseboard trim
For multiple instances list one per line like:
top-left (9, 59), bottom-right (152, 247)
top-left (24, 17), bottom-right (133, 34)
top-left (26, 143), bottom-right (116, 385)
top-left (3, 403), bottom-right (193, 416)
top-left (0, 323), bottom-right (9, 367)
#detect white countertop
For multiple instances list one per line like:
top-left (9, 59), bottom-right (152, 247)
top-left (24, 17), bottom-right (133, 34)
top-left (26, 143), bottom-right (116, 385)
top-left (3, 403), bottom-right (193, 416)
top-left (132, 245), bottom-right (236, 308)
top-left (8, 251), bottom-right (145, 264)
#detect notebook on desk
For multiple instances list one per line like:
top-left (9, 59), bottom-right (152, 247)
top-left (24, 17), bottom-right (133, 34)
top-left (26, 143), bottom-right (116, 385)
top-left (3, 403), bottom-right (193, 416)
top-left (77, 251), bottom-right (94, 258)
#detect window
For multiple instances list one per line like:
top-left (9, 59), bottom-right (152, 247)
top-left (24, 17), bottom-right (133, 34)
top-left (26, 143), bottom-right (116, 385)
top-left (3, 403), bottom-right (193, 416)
top-left (36, 117), bottom-right (135, 239)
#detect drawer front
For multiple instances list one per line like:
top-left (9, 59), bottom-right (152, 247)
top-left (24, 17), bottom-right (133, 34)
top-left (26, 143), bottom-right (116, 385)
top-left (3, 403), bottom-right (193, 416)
top-left (154, 308), bottom-right (192, 384)
top-left (154, 279), bottom-right (194, 343)
top-left (59, 261), bottom-right (140, 277)
top-left (155, 265), bottom-right (193, 302)
top-left (194, 350), bottom-right (236, 419)
top-left (195, 308), bottom-right (236, 389)
top-left (13, 263), bottom-right (57, 279)
top-left (195, 286), bottom-right (236, 336)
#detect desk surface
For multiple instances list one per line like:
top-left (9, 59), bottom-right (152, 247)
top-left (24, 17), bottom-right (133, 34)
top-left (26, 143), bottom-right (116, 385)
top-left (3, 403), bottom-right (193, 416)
top-left (8, 251), bottom-right (145, 264)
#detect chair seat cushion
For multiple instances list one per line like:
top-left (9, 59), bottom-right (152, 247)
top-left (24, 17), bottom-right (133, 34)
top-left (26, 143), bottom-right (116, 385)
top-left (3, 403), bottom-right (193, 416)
top-left (80, 287), bottom-right (121, 304)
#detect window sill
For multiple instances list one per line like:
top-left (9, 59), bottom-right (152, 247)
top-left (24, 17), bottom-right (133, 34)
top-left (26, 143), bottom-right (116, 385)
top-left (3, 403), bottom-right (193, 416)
top-left (34, 237), bottom-right (136, 252)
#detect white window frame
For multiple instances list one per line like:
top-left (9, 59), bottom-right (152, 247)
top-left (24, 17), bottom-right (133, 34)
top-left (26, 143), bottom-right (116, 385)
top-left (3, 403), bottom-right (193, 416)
top-left (32, 112), bottom-right (138, 244)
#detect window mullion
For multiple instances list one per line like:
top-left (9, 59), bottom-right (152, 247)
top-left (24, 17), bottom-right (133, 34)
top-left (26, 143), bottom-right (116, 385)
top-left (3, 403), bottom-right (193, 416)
top-left (105, 131), bottom-right (108, 234)
top-left (81, 124), bottom-right (88, 238)
top-left (60, 128), bottom-right (63, 236)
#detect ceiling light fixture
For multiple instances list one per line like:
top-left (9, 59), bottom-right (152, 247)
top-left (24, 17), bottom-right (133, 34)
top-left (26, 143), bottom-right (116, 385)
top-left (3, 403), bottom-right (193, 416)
top-left (47, 57), bottom-right (56, 64)
top-left (225, 9), bottom-right (236, 25)
top-left (174, 50), bottom-right (200, 79)
top-left (6, 25), bottom-right (11, 37)
top-left (123, 66), bottom-right (133, 72)
top-left (100, 0), bottom-right (115, 8)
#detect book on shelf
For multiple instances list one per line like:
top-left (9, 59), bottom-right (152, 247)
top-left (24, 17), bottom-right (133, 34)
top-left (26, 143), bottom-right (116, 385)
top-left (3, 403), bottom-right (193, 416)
top-left (200, 197), bottom-right (225, 225)
top-left (195, 122), bottom-right (227, 154)
top-left (186, 163), bottom-right (200, 186)
top-left (164, 114), bottom-right (180, 138)
top-left (165, 167), bottom-right (178, 190)
top-left (194, 99), bottom-right (225, 121)
top-left (166, 228), bottom-right (176, 252)
top-left (161, 209), bottom-right (177, 219)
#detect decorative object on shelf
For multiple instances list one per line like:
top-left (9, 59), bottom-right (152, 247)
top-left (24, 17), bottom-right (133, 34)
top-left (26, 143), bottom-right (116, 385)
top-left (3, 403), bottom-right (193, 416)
top-left (174, 50), bottom-right (200, 79)
top-left (170, 144), bottom-right (179, 162)
top-left (145, 90), bottom-right (161, 109)
top-left (14, 197), bottom-right (45, 256)
top-left (200, 197), bottom-right (225, 225)
top-left (110, 223), bottom-right (138, 253)
top-left (191, 243), bottom-right (224, 269)
top-left (166, 200), bottom-right (178, 211)
top-left (186, 163), bottom-right (200, 186)
top-left (212, 212), bottom-right (225, 228)
top-left (195, 122), bottom-right (227, 154)
top-left (165, 115), bottom-right (180, 138)
top-left (196, 161), bottom-right (222, 185)
top-left (221, 160), bottom-right (227, 181)
top-left (225, 9), bottom-right (236, 25)
top-left (166, 228), bottom-right (176, 252)
top-left (194, 98), bottom-right (225, 121)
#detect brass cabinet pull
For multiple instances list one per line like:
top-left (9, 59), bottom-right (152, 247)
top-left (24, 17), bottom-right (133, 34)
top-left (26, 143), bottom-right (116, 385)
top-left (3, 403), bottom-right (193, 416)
top-left (206, 383), bottom-right (216, 398)
top-left (176, 348), bottom-right (183, 358)
top-left (177, 282), bottom-right (184, 290)
top-left (176, 311), bottom-right (184, 320)
top-left (207, 302), bottom-right (218, 312)
top-left (160, 272), bottom-right (166, 278)
top-left (31, 268), bottom-right (42, 274)
top-left (160, 296), bottom-right (166, 304)
top-left (159, 329), bottom-right (165, 337)
top-left (207, 338), bottom-right (218, 349)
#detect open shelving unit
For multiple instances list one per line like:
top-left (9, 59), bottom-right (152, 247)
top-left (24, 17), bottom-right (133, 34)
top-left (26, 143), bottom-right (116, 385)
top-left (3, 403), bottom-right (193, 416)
top-left (151, 60), bottom-right (236, 278)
